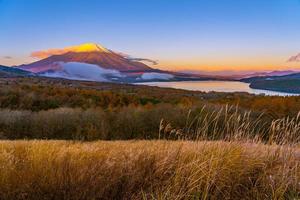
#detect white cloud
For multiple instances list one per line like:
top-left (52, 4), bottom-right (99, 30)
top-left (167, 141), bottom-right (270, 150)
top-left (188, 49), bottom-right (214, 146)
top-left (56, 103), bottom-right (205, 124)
top-left (128, 58), bottom-right (158, 65)
top-left (116, 52), bottom-right (158, 65)
top-left (41, 62), bottom-right (123, 82)
top-left (141, 72), bottom-right (174, 80)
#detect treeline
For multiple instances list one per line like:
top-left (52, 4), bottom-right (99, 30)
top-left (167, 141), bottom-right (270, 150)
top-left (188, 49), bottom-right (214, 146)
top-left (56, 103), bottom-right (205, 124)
top-left (0, 79), bottom-right (196, 111)
top-left (0, 85), bottom-right (140, 110)
top-left (0, 105), bottom-right (298, 144)
top-left (0, 105), bottom-right (187, 140)
top-left (211, 95), bottom-right (300, 117)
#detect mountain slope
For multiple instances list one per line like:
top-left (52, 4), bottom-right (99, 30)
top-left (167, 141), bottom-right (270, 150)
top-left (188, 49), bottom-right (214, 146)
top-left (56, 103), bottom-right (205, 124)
top-left (0, 65), bottom-right (35, 77)
top-left (19, 43), bottom-right (152, 73)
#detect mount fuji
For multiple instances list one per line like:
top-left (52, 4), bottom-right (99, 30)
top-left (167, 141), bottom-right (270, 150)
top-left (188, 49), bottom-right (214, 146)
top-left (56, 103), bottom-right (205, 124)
top-left (18, 43), bottom-right (209, 82)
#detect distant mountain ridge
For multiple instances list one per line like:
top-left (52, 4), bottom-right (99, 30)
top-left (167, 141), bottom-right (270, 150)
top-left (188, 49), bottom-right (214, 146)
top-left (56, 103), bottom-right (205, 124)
top-left (241, 72), bottom-right (300, 94)
top-left (180, 70), bottom-right (298, 80)
top-left (241, 72), bottom-right (300, 83)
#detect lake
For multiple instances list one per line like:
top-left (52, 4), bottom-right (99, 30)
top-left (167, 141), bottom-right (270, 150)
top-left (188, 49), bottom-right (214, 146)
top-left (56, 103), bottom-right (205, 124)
top-left (137, 81), bottom-right (298, 96)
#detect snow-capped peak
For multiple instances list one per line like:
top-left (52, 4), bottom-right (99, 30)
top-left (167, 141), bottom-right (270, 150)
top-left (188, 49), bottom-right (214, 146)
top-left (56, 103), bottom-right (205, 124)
top-left (70, 43), bottom-right (110, 53)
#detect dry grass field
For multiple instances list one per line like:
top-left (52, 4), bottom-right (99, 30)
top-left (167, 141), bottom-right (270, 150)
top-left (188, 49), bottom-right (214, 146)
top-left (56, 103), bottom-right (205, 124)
top-left (0, 140), bottom-right (298, 200)
top-left (0, 78), bottom-right (299, 199)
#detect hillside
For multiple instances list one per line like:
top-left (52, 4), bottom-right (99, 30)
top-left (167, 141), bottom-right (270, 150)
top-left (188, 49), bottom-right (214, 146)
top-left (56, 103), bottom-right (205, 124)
top-left (242, 72), bottom-right (300, 83)
top-left (0, 65), bottom-right (35, 77)
top-left (241, 72), bottom-right (300, 93)
top-left (0, 77), bottom-right (299, 199)
top-left (1, 76), bottom-right (300, 140)
top-left (249, 79), bottom-right (300, 93)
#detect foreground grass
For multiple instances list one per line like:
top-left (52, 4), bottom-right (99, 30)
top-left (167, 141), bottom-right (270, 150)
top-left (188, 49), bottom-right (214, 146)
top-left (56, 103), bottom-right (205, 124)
top-left (0, 140), bottom-right (298, 199)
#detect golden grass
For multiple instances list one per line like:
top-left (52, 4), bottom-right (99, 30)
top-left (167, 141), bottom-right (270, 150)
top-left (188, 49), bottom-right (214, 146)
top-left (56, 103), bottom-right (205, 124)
top-left (0, 140), bottom-right (298, 199)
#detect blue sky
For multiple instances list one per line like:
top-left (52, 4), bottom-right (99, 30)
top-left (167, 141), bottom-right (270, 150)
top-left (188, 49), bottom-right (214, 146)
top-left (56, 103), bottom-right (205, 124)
top-left (1, 0), bottom-right (300, 71)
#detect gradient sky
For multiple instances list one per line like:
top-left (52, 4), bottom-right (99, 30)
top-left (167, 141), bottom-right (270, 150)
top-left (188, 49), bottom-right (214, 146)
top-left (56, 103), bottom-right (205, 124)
top-left (1, 0), bottom-right (300, 71)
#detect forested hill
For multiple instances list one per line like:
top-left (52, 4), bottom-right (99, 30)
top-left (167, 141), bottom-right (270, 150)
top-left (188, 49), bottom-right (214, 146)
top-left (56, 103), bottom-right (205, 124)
top-left (0, 65), bottom-right (35, 77)
top-left (241, 72), bottom-right (300, 94)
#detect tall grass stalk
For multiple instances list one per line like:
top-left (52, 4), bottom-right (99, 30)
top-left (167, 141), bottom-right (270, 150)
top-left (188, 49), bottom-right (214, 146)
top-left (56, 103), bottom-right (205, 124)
top-left (160, 105), bottom-right (300, 145)
top-left (0, 140), bottom-right (298, 200)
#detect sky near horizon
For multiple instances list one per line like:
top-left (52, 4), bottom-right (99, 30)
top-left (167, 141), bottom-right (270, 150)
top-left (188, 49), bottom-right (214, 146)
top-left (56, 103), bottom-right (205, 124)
top-left (1, 0), bottom-right (300, 71)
